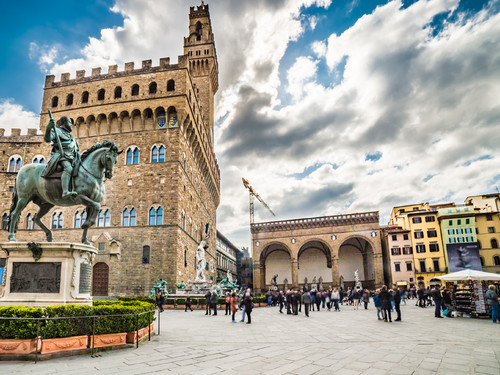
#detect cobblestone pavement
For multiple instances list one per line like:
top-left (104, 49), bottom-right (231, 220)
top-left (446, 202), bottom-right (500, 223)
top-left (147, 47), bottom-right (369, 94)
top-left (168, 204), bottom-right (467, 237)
top-left (3, 301), bottom-right (500, 374)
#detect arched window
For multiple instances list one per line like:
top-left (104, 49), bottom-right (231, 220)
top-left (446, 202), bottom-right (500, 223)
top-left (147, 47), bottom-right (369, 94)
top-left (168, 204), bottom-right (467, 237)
top-left (131, 84), bottom-right (139, 96)
top-left (26, 213), bottom-right (34, 230)
top-left (151, 145), bottom-right (165, 163)
top-left (123, 208), bottom-right (129, 226)
top-left (492, 239), bottom-right (499, 249)
top-left (97, 209), bottom-right (111, 227)
top-left (494, 255), bottom-right (500, 266)
top-left (51, 212), bottom-right (63, 229)
top-left (130, 208), bottom-right (136, 226)
top-left (167, 80), bottom-right (175, 92)
top-left (123, 208), bottom-right (137, 226)
top-left (66, 94), bottom-right (73, 106)
top-left (2, 213), bottom-right (9, 230)
top-left (148, 207), bottom-right (163, 226)
top-left (181, 210), bottom-right (186, 230)
top-left (149, 82), bottom-right (157, 94)
top-left (32, 155), bottom-right (46, 164)
top-left (189, 218), bottom-right (192, 236)
top-left (52, 96), bottom-right (58, 107)
top-left (114, 86), bottom-right (122, 99)
top-left (97, 89), bottom-right (105, 100)
top-left (183, 153), bottom-right (186, 170)
top-left (196, 21), bottom-right (202, 41)
top-left (74, 211), bottom-right (82, 228)
top-left (126, 147), bottom-right (140, 165)
top-left (480, 256), bottom-right (485, 267)
top-left (478, 240), bottom-right (482, 249)
top-left (142, 246), bottom-right (150, 264)
top-left (8, 155), bottom-right (22, 173)
top-left (82, 91), bottom-right (89, 103)
top-left (167, 106), bottom-right (177, 127)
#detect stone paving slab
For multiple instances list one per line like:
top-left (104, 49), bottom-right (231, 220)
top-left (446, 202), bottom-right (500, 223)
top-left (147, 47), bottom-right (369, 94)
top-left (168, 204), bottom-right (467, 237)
top-left (2, 302), bottom-right (500, 374)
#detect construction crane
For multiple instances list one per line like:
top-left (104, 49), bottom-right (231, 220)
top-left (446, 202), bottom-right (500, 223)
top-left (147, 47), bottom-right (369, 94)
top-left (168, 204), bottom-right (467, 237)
top-left (242, 177), bottom-right (276, 224)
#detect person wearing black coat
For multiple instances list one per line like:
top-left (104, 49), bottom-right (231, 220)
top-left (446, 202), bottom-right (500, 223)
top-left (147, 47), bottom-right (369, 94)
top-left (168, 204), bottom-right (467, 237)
top-left (430, 285), bottom-right (443, 318)
top-left (291, 291), bottom-right (299, 315)
top-left (277, 291), bottom-right (285, 313)
top-left (286, 290), bottom-right (292, 314)
top-left (393, 286), bottom-right (402, 321)
top-left (243, 295), bottom-right (253, 324)
top-left (205, 291), bottom-right (212, 315)
top-left (378, 285), bottom-right (392, 322)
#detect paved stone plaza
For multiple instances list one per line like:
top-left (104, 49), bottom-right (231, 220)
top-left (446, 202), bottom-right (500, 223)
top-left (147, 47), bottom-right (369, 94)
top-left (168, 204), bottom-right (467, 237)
top-left (3, 302), bottom-right (500, 374)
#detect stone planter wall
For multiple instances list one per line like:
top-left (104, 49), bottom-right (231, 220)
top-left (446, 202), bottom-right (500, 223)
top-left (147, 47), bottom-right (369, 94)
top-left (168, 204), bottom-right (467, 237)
top-left (0, 338), bottom-right (38, 354)
top-left (90, 332), bottom-right (127, 348)
top-left (126, 323), bottom-right (154, 343)
top-left (40, 335), bottom-right (88, 354)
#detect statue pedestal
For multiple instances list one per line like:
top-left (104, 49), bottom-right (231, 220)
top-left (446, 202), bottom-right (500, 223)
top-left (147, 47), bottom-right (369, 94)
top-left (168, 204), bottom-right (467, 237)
top-left (0, 242), bottom-right (97, 307)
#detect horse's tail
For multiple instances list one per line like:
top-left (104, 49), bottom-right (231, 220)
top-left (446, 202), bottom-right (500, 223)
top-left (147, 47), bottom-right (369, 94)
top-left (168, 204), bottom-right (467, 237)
top-left (8, 182), bottom-right (18, 230)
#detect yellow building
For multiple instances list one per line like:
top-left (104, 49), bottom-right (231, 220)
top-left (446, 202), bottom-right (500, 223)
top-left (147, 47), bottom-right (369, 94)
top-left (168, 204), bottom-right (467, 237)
top-left (389, 202), bottom-right (454, 286)
top-left (465, 193), bottom-right (500, 274)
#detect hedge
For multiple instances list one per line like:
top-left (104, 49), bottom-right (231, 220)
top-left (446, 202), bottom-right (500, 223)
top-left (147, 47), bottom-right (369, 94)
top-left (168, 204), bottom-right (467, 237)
top-left (0, 306), bottom-right (43, 339)
top-left (118, 296), bottom-right (155, 304)
top-left (0, 301), bottom-right (155, 340)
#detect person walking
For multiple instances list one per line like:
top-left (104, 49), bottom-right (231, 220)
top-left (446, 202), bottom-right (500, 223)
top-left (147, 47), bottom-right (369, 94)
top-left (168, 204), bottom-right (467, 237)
top-left (156, 291), bottom-right (165, 313)
top-left (379, 285), bottom-right (392, 322)
top-left (278, 291), bottom-right (284, 313)
top-left (442, 287), bottom-right (452, 315)
top-left (240, 288), bottom-right (251, 322)
top-left (417, 286), bottom-right (425, 308)
top-left (230, 292), bottom-right (239, 323)
top-left (393, 285), bottom-right (402, 321)
top-left (225, 292), bottom-right (231, 315)
top-left (210, 291), bottom-right (218, 316)
top-left (310, 290), bottom-right (316, 311)
top-left (243, 294), bottom-right (253, 324)
top-left (430, 285), bottom-right (443, 318)
top-left (485, 285), bottom-right (500, 324)
top-left (362, 289), bottom-right (370, 310)
top-left (325, 290), bottom-right (331, 311)
top-left (352, 289), bottom-right (361, 310)
top-left (302, 290), bottom-right (311, 317)
top-left (332, 288), bottom-right (340, 312)
top-left (373, 289), bottom-right (383, 320)
top-left (205, 291), bottom-right (212, 315)
top-left (315, 291), bottom-right (322, 311)
top-left (286, 290), bottom-right (292, 315)
top-left (185, 294), bottom-right (193, 312)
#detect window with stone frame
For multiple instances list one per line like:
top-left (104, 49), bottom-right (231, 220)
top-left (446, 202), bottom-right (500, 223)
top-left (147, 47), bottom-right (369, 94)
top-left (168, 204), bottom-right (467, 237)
top-left (416, 244), bottom-right (426, 253)
top-left (74, 210), bottom-right (87, 228)
top-left (97, 89), bottom-right (105, 100)
top-left (391, 247), bottom-right (401, 256)
top-left (126, 146), bottom-right (140, 165)
top-left (131, 84), bottom-right (139, 96)
top-left (167, 79), bottom-right (175, 92)
top-left (2, 214), bottom-right (8, 230)
top-left (151, 145), bottom-right (165, 163)
top-left (52, 96), bottom-right (58, 107)
top-left (142, 246), bottom-right (150, 264)
top-left (149, 82), bottom-right (157, 94)
top-left (494, 255), bottom-right (500, 266)
top-left (412, 217), bottom-right (422, 224)
top-left (149, 207), bottom-right (163, 226)
top-left (427, 229), bottom-right (437, 237)
top-left (414, 231), bottom-right (424, 239)
top-left (123, 208), bottom-right (137, 226)
top-left (492, 239), bottom-right (499, 249)
top-left (51, 212), bottom-right (63, 229)
top-left (8, 155), bottom-right (22, 173)
top-left (26, 213), bottom-right (35, 230)
top-left (429, 243), bottom-right (439, 252)
top-left (114, 86), bottom-right (122, 99)
top-left (81, 91), bottom-right (89, 103)
top-left (66, 94), bottom-right (73, 106)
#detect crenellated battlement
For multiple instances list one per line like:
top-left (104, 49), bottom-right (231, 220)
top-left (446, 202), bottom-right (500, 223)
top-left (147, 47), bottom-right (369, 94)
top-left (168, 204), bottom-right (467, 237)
top-left (45, 56), bottom-right (188, 88)
top-left (0, 128), bottom-right (42, 140)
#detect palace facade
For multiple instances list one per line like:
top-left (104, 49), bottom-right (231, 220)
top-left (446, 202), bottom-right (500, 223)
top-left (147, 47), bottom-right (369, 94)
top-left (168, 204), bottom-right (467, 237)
top-left (0, 3), bottom-right (220, 296)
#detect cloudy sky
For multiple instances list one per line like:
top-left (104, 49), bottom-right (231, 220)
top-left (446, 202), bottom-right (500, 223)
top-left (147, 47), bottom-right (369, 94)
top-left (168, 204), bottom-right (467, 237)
top-left (1, 0), bottom-right (499, 249)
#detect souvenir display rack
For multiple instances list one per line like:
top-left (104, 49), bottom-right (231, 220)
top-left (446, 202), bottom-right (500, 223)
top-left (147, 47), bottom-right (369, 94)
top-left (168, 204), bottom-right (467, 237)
top-left (454, 281), bottom-right (474, 316)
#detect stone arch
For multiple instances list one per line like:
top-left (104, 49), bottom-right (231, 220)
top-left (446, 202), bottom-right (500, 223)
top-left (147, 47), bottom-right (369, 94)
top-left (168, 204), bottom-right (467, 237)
top-left (298, 239), bottom-right (333, 285)
top-left (131, 109), bottom-right (142, 131)
top-left (120, 110), bottom-right (131, 133)
top-left (97, 113), bottom-right (108, 135)
top-left (86, 115), bottom-right (96, 137)
top-left (259, 241), bottom-right (292, 288)
top-left (109, 112), bottom-right (119, 134)
top-left (143, 108), bottom-right (154, 130)
top-left (338, 235), bottom-right (376, 289)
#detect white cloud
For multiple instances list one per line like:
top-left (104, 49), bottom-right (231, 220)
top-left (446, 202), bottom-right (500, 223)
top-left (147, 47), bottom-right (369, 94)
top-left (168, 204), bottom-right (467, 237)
top-left (0, 100), bottom-right (40, 136)
top-left (21, 0), bottom-right (500, 250)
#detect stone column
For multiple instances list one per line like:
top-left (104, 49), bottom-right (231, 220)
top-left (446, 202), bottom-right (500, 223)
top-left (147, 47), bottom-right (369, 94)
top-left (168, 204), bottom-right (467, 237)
top-left (373, 252), bottom-right (384, 288)
top-left (253, 261), bottom-right (261, 292)
top-left (331, 257), bottom-right (339, 287)
top-left (118, 117), bottom-right (123, 133)
top-left (291, 258), bottom-right (298, 288)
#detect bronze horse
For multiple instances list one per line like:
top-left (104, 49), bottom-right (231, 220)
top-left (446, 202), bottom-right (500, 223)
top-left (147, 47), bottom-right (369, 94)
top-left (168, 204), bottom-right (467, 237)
top-left (8, 141), bottom-right (121, 244)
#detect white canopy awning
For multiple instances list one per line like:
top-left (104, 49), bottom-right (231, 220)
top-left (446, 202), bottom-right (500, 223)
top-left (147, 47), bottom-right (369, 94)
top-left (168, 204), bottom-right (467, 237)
top-left (436, 269), bottom-right (500, 281)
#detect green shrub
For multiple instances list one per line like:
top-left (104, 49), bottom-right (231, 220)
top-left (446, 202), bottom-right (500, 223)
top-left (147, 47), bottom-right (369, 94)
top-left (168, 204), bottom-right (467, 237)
top-left (165, 298), bottom-right (175, 305)
top-left (0, 306), bottom-right (43, 339)
top-left (118, 296), bottom-right (155, 304)
top-left (175, 298), bottom-right (185, 305)
top-left (218, 298), bottom-right (226, 304)
top-left (42, 304), bottom-right (92, 339)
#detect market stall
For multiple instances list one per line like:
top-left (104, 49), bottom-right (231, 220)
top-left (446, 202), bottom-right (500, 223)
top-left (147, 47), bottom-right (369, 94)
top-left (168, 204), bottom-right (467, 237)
top-left (436, 270), bottom-right (500, 318)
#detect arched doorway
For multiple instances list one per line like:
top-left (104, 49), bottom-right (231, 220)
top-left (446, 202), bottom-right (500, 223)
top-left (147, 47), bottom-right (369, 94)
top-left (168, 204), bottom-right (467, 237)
top-left (92, 262), bottom-right (109, 296)
top-left (338, 237), bottom-right (375, 289)
top-left (260, 243), bottom-right (291, 289)
top-left (298, 241), bottom-right (332, 289)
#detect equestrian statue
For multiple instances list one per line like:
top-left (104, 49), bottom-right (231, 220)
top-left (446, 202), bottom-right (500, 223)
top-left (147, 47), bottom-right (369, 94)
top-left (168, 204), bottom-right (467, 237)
top-left (8, 111), bottom-right (121, 245)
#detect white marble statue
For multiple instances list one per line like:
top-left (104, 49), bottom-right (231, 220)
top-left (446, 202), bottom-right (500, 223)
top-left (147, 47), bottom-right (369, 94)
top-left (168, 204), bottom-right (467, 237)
top-left (227, 271), bottom-right (233, 282)
top-left (195, 239), bottom-right (208, 282)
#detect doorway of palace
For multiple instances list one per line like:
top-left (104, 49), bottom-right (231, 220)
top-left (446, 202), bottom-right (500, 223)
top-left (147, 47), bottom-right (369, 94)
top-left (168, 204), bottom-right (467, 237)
top-left (298, 241), bottom-right (332, 288)
top-left (338, 237), bottom-right (374, 289)
top-left (261, 243), bottom-right (292, 288)
top-left (92, 262), bottom-right (109, 296)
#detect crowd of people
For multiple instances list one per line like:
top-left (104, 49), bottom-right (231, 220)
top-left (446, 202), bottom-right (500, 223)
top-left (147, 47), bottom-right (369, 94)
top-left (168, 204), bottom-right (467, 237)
top-left (155, 283), bottom-right (500, 325)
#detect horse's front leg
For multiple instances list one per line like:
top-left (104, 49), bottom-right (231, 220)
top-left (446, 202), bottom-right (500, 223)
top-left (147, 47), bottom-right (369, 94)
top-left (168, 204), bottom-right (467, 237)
top-left (34, 203), bottom-right (55, 242)
top-left (79, 195), bottom-right (100, 245)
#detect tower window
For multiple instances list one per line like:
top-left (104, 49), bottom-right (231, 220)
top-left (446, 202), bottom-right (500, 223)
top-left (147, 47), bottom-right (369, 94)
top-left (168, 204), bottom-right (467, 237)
top-left (149, 82), bottom-right (157, 94)
top-left (51, 96), bottom-right (58, 108)
top-left (143, 246), bottom-right (150, 264)
top-left (149, 207), bottom-right (163, 226)
top-left (151, 145), bottom-right (165, 163)
top-left (114, 86), bottom-right (122, 99)
top-left (126, 147), bottom-right (140, 165)
top-left (97, 89), bottom-right (105, 100)
top-left (8, 155), bottom-right (22, 173)
top-left (66, 94), bottom-right (73, 106)
top-left (82, 91), bottom-right (89, 103)
top-left (167, 80), bottom-right (175, 92)
top-left (131, 84), bottom-right (139, 96)
top-left (196, 21), bottom-right (202, 41)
